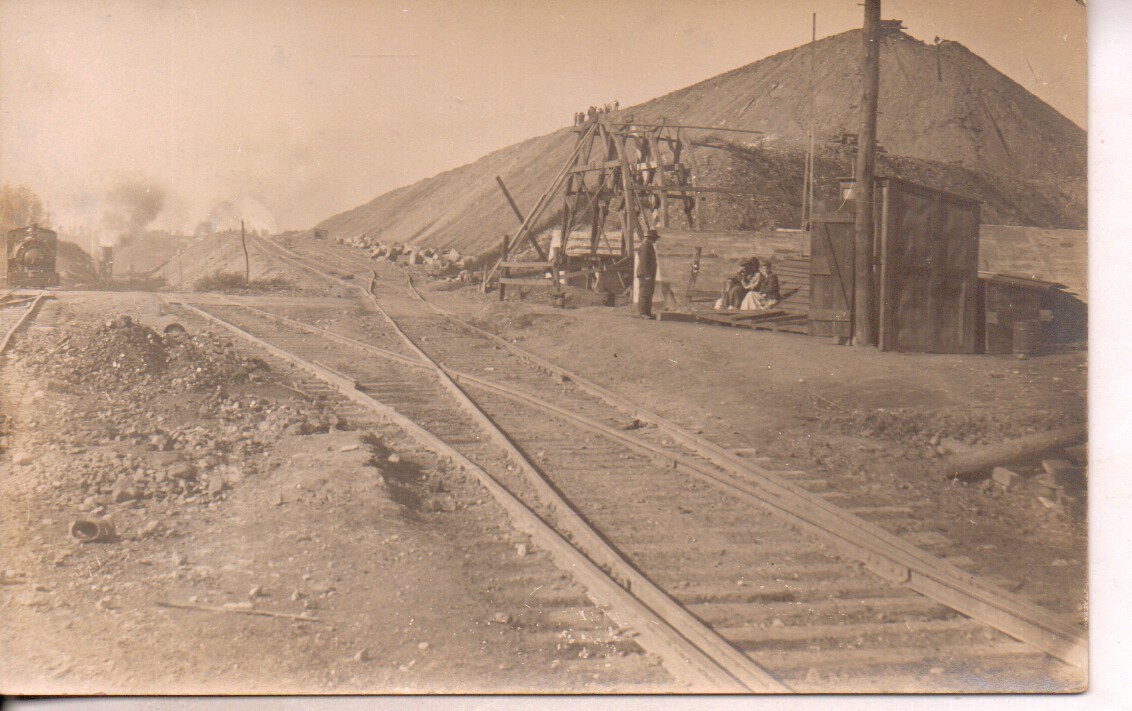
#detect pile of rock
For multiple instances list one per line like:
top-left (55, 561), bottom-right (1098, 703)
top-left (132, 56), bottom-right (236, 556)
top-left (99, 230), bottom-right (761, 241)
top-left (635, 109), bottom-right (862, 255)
top-left (49, 393), bottom-right (348, 515)
top-left (10, 316), bottom-right (349, 518)
top-left (337, 236), bottom-right (467, 273)
top-left (17, 316), bottom-right (268, 397)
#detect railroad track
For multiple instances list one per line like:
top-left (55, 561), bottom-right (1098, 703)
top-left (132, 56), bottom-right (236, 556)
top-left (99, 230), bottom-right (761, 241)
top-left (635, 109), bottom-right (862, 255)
top-left (167, 236), bottom-right (1086, 692)
top-left (0, 291), bottom-right (47, 354)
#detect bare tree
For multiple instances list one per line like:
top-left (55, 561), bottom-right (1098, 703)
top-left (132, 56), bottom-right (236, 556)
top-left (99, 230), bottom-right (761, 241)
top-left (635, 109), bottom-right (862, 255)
top-left (0, 184), bottom-right (50, 233)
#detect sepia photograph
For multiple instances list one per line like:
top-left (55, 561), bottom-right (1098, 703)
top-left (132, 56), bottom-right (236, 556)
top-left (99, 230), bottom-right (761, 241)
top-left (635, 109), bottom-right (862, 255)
top-left (0, 0), bottom-right (1098, 697)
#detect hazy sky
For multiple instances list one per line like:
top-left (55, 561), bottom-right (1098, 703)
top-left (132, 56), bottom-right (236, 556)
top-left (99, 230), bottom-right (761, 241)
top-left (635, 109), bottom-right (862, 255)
top-left (0, 0), bottom-right (1087, 235)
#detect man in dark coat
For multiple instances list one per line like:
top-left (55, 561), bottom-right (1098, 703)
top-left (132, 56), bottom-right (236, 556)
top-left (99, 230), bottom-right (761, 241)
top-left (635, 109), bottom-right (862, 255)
top-left (636, 229), bottom-right (660, 318)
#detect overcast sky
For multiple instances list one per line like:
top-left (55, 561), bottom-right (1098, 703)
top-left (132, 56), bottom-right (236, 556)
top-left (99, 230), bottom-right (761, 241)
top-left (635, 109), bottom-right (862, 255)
top-left (0, 0), bottom-right (1087, 235)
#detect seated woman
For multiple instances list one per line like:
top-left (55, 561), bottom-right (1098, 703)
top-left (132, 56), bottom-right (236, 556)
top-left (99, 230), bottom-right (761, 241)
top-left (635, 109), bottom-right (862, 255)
top-left (740, 261), bottom-right (781, 310)
top-left (717, 258), bottom-right (759, 309)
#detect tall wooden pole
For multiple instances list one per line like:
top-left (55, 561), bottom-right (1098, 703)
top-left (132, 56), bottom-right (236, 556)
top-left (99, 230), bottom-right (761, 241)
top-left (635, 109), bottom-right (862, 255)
top-left (240, 219), bottom-right (250, 285)
top-left (853, 0), bottom-right (881, 347)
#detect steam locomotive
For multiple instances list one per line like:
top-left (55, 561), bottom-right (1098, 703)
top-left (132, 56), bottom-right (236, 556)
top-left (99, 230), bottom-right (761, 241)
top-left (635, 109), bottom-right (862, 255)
top-left (4, 224), bottom-right (59, 287)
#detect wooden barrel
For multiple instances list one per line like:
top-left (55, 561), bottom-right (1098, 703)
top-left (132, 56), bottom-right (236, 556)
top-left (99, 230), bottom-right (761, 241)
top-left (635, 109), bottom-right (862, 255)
top-left (1012, 320), bottom-right (1041, 357)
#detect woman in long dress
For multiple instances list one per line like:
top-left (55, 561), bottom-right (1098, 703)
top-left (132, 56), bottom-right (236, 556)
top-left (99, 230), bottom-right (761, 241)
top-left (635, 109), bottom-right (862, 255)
top-left (718, 258), bottom-right (759, 309)
top-left (741, 262), bottom-right (781, 310)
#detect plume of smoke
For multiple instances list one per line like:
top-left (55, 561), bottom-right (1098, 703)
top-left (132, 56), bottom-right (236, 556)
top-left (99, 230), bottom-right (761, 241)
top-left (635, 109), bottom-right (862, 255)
top-left (102, 180), bottom-right (166, 245)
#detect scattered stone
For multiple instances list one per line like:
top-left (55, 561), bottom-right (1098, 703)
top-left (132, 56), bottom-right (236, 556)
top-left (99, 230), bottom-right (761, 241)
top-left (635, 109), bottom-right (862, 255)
top-left (139, 520), bottom-right (161, 538)
top-left (223, 601), bottom-right (255, 611)
top-left (11, 451), bottom-right (35, 466)
top-left (310, 582), bottom-right (336, 596)
top-left (248, 585), bottom-right (264, 599)
top-left (991, 466), bottom-right (1023, 492)
top-left (0, 569), bottom-right (25, 585)
top-left (169, 462), bottom-right (196, 480)
top-left (353, 649), bottom-right (370, 663)
top-left (16, 590), bottom-right (49, 607)
top-left (1038, 496), bottom-right (1062, 511)
top-left (492, 612), bottom-right (512, 625)
top-left (111, 475), bottom-right (137, 503)
top-left (417, 641), bottom-right (430, 651)
top-left (514, 543), bottom-right (528, 557)
top-left (387, 454), bottom-right (401, 465)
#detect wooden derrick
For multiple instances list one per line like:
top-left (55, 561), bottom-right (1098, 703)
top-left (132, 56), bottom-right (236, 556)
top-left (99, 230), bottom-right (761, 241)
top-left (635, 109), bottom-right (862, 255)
top-left (487, 118), bottom-right (765, 299)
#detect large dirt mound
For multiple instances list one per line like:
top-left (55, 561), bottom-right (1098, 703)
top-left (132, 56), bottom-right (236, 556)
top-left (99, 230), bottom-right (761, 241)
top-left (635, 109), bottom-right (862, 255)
top-left (629, 30), bottom-right (1084, 178)
top-left (314, 29), bottom-right (1085, 257)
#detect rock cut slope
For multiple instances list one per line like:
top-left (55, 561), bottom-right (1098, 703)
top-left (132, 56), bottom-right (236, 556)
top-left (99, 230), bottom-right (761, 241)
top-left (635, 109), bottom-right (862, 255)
top-left (316, 29), bottom-right (1085, 257)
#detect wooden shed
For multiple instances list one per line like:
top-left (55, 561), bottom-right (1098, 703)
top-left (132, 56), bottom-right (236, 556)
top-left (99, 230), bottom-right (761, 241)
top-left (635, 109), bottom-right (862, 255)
top-left (977, 272), bottom-right (1069, 354)
top-left (809, 177), bottom-right (981, 353)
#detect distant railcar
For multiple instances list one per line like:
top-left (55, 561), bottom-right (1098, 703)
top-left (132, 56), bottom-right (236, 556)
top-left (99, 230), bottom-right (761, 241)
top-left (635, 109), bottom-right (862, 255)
top-left (4, 224), bottom-right (60, 287)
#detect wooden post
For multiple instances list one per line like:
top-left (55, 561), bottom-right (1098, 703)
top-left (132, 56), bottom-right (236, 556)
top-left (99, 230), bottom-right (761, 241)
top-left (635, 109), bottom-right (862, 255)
top-left (241, 220), bottom-right (250, 286)
top-left (679, 134), bottom-right (704, 230)
top-left (802, 12), bottom-right (817, 249)
top-left (611, 132), bottom-right (638, 259)
top-left (853, 0), bottom-right (880, 347)
top-left (648, 132), bottom-right (669, 228)
top-left (499, 234), bottom-right (510, 302)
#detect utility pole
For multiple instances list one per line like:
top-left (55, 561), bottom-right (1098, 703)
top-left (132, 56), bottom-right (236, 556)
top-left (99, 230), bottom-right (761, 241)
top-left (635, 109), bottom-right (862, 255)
top-left (853, 0), bottom-right (881, 347)
top-left (240, 219), bottom-right (250, 285)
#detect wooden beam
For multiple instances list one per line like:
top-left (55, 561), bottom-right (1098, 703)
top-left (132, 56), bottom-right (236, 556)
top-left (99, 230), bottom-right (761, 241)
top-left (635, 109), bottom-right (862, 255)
top-left (610, 122), bottom-right (765, 135)
top-left (495, 176), bottom-right (526, 225)
top-left (503, 122), bottom-right (599, 266)
top-left (628, 185), bottom-right (761, 196)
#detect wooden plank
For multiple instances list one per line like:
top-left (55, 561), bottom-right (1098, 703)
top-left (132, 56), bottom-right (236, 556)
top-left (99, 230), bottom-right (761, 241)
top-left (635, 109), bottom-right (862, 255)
top-left (655, 312), bottom-right (699, 322)
top-left (499, 277), bottom-right (553, 286)
top-left (730, 309), bottom-right (786, 322)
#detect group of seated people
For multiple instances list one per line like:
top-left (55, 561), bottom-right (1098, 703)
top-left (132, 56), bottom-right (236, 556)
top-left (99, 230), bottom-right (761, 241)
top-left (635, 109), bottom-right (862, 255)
top-left (715, 257), bottom-right (781, 311)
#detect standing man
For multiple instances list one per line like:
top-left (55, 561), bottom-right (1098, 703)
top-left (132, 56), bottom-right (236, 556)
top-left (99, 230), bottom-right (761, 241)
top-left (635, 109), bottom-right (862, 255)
top-left (636, 229), bottom-right (660, 318)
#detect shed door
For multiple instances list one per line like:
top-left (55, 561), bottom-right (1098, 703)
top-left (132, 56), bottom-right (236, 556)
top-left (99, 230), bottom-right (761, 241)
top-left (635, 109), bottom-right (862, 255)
top-left (809, 219), bottom-right (854, 338)
top-left (879, 186), bottom-right (980, 353)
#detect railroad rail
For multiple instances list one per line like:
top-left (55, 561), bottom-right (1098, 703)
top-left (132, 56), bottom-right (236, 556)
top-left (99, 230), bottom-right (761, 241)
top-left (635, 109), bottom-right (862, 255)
top-left (170, 236), bottom-right (1085, 691)
top-left (0, 291), bottom-right (46, 354)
